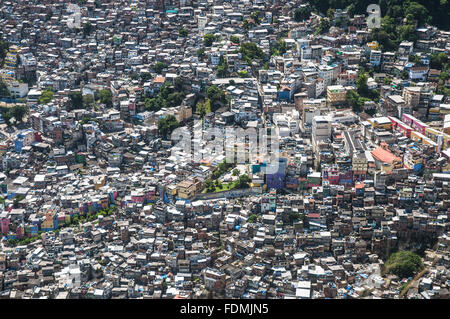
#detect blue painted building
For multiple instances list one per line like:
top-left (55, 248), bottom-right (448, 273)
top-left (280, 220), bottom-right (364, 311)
top-left (266, 158), bottom-right (287, 190)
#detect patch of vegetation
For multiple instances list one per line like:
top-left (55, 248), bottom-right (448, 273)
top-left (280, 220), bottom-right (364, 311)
top-left (179, 27), bottom-right (188, 37)
top-left (0, 37), bottom-right (9, 67)
top-left (235, 174), bottom-right (251, 189)
top-left (98, 89), bottom-right (112, 106)
top-left (239, 42), bottom-right (266, 65)
top-left (157, 115), bottom-right (179, 139)
top-left (154, 61), bottom-right (168, 74)
top-left (238, 70), bottom-right (249, 78)
top-left (288, 211), bottom-right (303, 223)
top-left (271, 39), bottom-right (288, 57)
top-left (38, 89), bottom-right (54, 105)
top-left (195, 99), bottom-right (211, 117)
top-left (248, 214), bottom-right (258, 223)
top-left (203, 33), bottom-right (217, 47)
top-left (0, 79), bottom-right (10, 98)
top-left (0, 105), bottom-right (28, 126)
top-left (217, 55), bottom-right (229, 78)
top-left (384, 250), bottom-right (424, 279)
top-left (294, 6), bottom-right (312, 22)
top-left (230, 35), bottom-right (240, 44)
top-left (315, 18), bottom-right (331, 35)
top-left (69, 91), bottom-right (83, 110)
top-left (250, 11), bottom-right (262, 25)
top-left (145, 79), bottom-right (186, 112)
top-left (308, 0), bottom-right (448, 30)
top-left (82, 21), bottom-right (93, 36)
top-left (206, 85), bottom-right (228, 112)
top-left (196, 48), bottom-right (205, 58)
top-left (346, 89), bottom-right (371, 113)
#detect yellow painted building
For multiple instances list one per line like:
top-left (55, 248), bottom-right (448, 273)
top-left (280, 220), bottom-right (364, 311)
top-left (94, 175), bottom-right (106, 190)
top-left (327, 85), bottom-right (346, 105)
top-left (411, 131), bottom-right (438, 150)
top-left (177, 180), bottom-right (197, 199)
top-left (368, 117), bottom-right (392, 130)
top-left (367, 41), bottom-right (380, 50)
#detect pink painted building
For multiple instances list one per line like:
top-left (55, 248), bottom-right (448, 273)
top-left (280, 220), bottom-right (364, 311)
top-left (0, 216), bottom-right (10, 234)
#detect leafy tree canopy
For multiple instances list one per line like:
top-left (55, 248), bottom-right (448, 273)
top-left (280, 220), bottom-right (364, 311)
top-left (203, 33), bottom-right (217, 47)
top-left (294, 6), bottom-right (312, 22)
top-left (158, 115), bottom-right (179, 138)
top-left (38, 89), bottom-right (54, 105)
top-left (385, 250), bottom-right (424, 279)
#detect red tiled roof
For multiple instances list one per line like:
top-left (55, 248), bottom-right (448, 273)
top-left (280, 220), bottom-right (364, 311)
top-left (153, 76), bottom-right (165, 83)
top-left (371, 147), bottom-right (401, 164)
top-left (355, 182), bottom-right (365, 189)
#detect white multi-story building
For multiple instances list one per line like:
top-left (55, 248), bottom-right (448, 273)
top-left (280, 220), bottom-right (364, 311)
top-left (197, 16), bottom-right (208, 35)
top-left (315, 78), bottom-right (325, 98)
top-left (318, 65), bottom-right (334, 87)
top-left (409, 67), bottom-right (429, 81)
top-left (312, 115), bottom-right (332, 142)
top-left (7, 82), bottom-right (28, 98)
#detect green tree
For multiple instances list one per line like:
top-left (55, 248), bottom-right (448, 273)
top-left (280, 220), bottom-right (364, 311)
top-left (238, 70), bottom-right (248, 78)
top-left (82, 22), bottom-right (93, 36)
top-left (0, 38), bottom-right (9, 67)
top-left (9, 105), bottom-right (27, 123)
top-left (204, 179), bottom-right (213, 192)
top-left (250, 11), bottom-right (262, 24)
top-left (158, 115), bottom-right (179, 138)
top-left (315, 18), bottom-right (331, 35)
top-left (430, 52), bottom-right (448, 70)
top-left (400, 70), bottom-right (409, 80)
top-left (248, 214), bottom-right (258, 223)
top-left (154, 62), bottom-right (168, 74)
top-left (232, 169), bottom-right (240, 176)
top-left (288, 211), bottom-right (301, 223)
top-left (179, 27), bottom-right (188, 37)
top-left (203, 34), bottom-right (217, 47)
top-left (38, 89), bottom-right (54, 104)
top-left (240, 42), bottom-right (266, 64)
top-left (166, 91), bottom-right (185, 108)
top-left (69, 91), bottom-right (83, 110)
top-left (346, 90), bottom-right (362, 112)
top-left (145, 96), bottom-right (166, 112)
top-left (327, 8), bottom-right (335, 19)
top-left (271, 39), bottom-right (288, 57)
top-left (7, 239), bottom-right (17, 247)
top-left (356, 72), bottom-right (369, 97)
top-left (236, 174), bottom-right (251, 189)
top-left (398, 23), bottom-right (417, 43)
top-left (196, 48), bottom-right (205, 58)
top-left (385, 250), bottom-right (424, 279)
top-left (370, 27), bottom-right (396, 51)
top-left (82, 94), bottom-right (95, 108)
top-left (206, 85), bottom-right (227, 111)
top-left (140, 73), bottom-right (153, 82)
top-left (294, 7), bottom-right (312, 22)
top-left (217, 55), bottom-right (229, 78)
top-left (195, 99), bottom-right (211, 116)
top-left (405, 2), bottom-right (430, 26)
top-left (98, 89), bottom-right (112, 106)
top-left (230, 35), bottom-right (240, 44)
top-left (243, 19), bottom-right (250, 31)
top-left (0, 79), bottom-right (10, 98)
